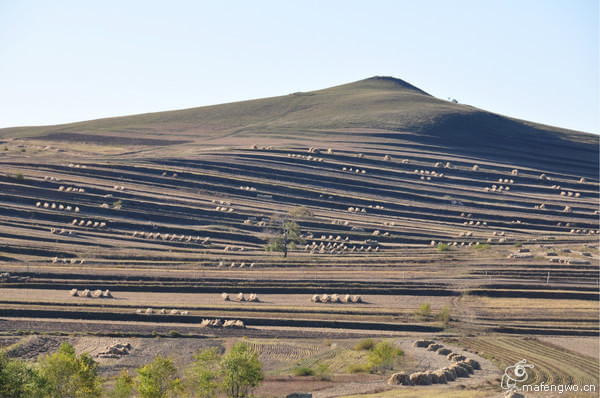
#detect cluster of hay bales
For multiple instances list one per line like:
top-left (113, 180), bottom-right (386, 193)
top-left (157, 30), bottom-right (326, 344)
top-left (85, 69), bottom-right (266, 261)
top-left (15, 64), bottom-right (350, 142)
top-left (200, 319), bottom-right (245, 329)
top-left (307, 147), bottom-right (320, 154)
top-left (310, 294), bottom-right (362, 303)
top-left (221, 292), bottom-right (259, 302)
top-left (53, 257), bottom-right (85, 264)
top-left (70, 288), bottom-right (112, 298)
top-left (58, 185), bottom-right (86, 193)
top-left (71, 219), bottom-right (106, 228)
top-left (43, 176), bottom-right (61, 182)
top-left (390, 340), bottom-right (481, 386)
top-left (347, 206), bottom-right (366, 213)
top-left (113, 185), bottom-right (126, 191)
top-left (36, 202), bottom-right (79, 212)
top-left (289, 153), bottom-right (324, 162)
top-left (507, 252), bottom-right (534, 259)
top-left (96, 342), bottom-right (131, 359)
top-left (239, 185), bottom-right (257, 191)
top-left (136, 308), bottom-right (189, 315)
top-left (414, 169), bottom-right (444, 180)
top-left (341, 166), bottom-right (366, 174)
top-left (483, 184), bottom-right (511, 193)
top-left (67, 163), bottom-right (86, 169)
top-left (132, 231), bottom-right (208, 244)
top-left (50, 228), bottom-right (74, 235)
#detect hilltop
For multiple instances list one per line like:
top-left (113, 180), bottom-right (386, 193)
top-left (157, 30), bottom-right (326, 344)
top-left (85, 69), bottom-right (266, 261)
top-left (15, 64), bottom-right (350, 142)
top-left (1, 76), bottom-right (597, 176)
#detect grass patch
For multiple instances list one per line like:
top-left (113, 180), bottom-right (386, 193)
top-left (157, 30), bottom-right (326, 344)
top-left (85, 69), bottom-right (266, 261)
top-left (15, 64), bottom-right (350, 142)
top-left (472, 243), bottom-right (490, 250)
top-left (354, 338), bottom-right (376, 351)
top-left (437, 243), bottom-right (450, 252)
top-left (346, 364), bottom-right (368, 374)
top-left (292, 366), bottom-right (314, 376)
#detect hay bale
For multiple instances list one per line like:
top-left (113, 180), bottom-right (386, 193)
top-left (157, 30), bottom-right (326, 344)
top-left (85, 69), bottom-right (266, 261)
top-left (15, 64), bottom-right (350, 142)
top-left (78, 289), bottom-right (91, 298)
top-left (102, 290), bottom-right (112, 298)
top-left (234, 292), bottom-right (245, 302)
top-left (464, 358), bottom-right (481, 370)
top-left (427, 343), bottom-right (443, 351)
top-left (247, 293), bottom-right (259, 302)
top-left (341, 294), bottom-right (351, 303)
top-left (91, 289), bottom-right (103, 298)
top-left (145, 308), bottom-right (154, 314)
top-left (436, 347), bottom-right (452, 356)
top-left (311, 294), bottom-right (320, 302)
top-left (320, 294), bottom-right (330, 303)
top-left (350, 295), bottom-right (362, 303)
top-left (440, 367), bottom-right (456, 381)
top-left (221, 292), bottom-right (230, 301)
top-left (210, 319), bottom-right (223, 327)
top-left (431, 370), bottom-right (447, 384)
top-left (388, 372), bottom-right (412, 386)
top-left (450, 363), bottom-right (469, 378)
top-left (409, 372), bottom-right (432, 385)
top-left (455, 361), bottom-right (474, 374)
top-left (170, 309), bottom-right (179, 315)
top-left (223, 319), bottom-right (245, 329)
top-left (330, 294), bottom-right (340, 303)
top-left (412, 339), bottom-right (436, 348)
top-left (69, 288), bottom-right (78, 296)
top-left (448, 353), bottom-right (467, 362)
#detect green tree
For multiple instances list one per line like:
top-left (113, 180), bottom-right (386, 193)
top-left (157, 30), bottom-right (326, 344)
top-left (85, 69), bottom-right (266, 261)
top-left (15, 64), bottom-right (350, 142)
top-left (220, 342), bottom-right (263, 398)
top-left (135, 355), bottom-right (182, 398)
top-left (108, 369), bottom-right (135, 398)
top-left (366, 340), bottom-right (402, 373)
top-left (37, 342), bottom-right (102, 398)
top-left (185, 346), bottom-right (221, 398)
top-left (264, 206), bottom-right (312, 258)
top-left (0, 351), bottom-right (43, 397)
top-left (438, 305), bottom-right (451, 325)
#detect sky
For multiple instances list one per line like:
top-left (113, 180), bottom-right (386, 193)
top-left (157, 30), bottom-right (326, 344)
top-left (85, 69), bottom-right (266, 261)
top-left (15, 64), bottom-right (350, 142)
top-left (0, 0), bottom-right (598, 133)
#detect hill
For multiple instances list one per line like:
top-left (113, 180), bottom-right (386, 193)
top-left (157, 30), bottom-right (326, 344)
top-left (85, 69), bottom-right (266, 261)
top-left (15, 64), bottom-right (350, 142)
top-left (1, 76), bottom-right (597, 175)
top-left (0, 76), bottom-right (598, 342)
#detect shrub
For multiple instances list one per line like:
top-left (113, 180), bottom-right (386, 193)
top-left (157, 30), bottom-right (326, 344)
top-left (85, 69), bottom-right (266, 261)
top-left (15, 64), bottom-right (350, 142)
top-left (415, 303), bottom-right (431, 320)
top-left (513, 242), bottom-right (523, 247)
top-left (168, 330), bottom-right (181, 338)
top-left (473, 243), bottom-right (490, 250)
top-left (354, 338), bottom-right (376, 351)
top-left (366, 341), bottom-right (402, 373)
top-left (292, 366), bottom-right (314, 377)
top-left (2, 145), bottom-right (7, 151)
top-left (220, 342), bottom-right (263, 398)
top-left (437, 243), bottom-right (450, 252)
top-left (347, 364), bottom-right (367, 374)
top-left (438, 305), bottom-right (451, 325)
top-left (315, 362), bottom-right (331, 381)
top-left (108, 370), bottom-right (135, 398)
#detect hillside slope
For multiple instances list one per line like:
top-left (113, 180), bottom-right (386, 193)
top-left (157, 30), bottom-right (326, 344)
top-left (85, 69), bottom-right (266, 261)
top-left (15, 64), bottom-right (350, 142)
top-left (1, 76), bottom-right (597, 176)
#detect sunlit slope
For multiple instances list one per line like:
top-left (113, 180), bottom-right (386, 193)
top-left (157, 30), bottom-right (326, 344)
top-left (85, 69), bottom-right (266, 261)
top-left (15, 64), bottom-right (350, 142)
top-left (2, 76), bottom-right (597, 174)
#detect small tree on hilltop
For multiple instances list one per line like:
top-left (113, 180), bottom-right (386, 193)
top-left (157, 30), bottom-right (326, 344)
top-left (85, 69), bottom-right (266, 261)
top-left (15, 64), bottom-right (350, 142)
top-left (264, 206), bottom-right (312, 258)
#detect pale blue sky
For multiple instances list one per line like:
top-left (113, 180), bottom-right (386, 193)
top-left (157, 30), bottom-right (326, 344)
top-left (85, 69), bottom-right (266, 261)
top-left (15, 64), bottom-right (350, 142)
top-left (0, 0), bottom-right (598, 133)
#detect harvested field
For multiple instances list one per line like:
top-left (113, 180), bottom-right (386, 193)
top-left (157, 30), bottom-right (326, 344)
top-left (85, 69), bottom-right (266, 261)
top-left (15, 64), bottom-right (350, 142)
top-left (0, 77), bottom-right (598, 396)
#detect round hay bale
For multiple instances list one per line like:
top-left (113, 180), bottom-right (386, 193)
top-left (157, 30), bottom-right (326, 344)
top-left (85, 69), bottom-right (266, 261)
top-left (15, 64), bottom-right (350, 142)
top-left (91, 289), bottom-right (103, 298)
top-left (221, 292), bottom-right (230, 301)
top-left (350, 295), bottom-right (362, 303)
top-left (436, 348), bottom-right (452, 356)
top-left (235, 292), bottom-right (245, 302)
top-left (456, 361), bottom-right (474, 374)
top-left (431, 370), bottom-right (447, 384)
top-left (320, 294), bottom-right (330, 303)
top-left (427, 343), bottom-right (443, 351)
top-left (451, 363), bottom-right (469, 378)
top-left (465, 358), bottom-right (481, 370)
top-left (69, 288), bottom-right (78, 296)
top-left (448, 353), bottom-right (467, 362)
top-left (441, 367), bottom-right (456, 381)
top-left (311, 294), bottom-right (319, 302)
top-left (387, 372), bottom-right (412, 386)
top-left (412, 339), bottom-right (435, 348)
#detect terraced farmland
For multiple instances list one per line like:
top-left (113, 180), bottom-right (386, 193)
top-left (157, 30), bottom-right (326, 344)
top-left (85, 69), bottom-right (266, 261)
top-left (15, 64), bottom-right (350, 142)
top-left (0, 76), bottom-right (598, 396)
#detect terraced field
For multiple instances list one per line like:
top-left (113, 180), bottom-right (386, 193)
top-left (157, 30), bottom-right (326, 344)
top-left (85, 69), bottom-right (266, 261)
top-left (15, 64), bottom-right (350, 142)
top-left (0, 77), bottom-right (598, 396)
